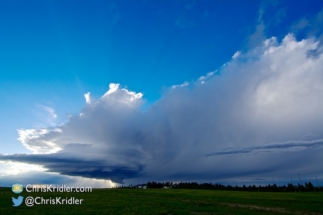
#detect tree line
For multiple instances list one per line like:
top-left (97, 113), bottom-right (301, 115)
top-left (116, 181), bottom-right (322, 192)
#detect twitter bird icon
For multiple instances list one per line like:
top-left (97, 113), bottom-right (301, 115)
top-left (12, 196), bottom-right (24, 207)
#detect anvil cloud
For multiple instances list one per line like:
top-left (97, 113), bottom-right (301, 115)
top-left (1, 34), bottom-right (323, 184)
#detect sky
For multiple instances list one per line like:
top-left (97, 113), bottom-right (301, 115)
top-left (0, 0), bottom-right (323, 188)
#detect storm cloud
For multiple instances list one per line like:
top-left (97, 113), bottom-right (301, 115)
top-left (1, 34), bottom-right (323, 184)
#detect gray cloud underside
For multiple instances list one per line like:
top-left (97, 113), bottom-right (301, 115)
top-left (0, 146), bottom-right (144, 183)
top-left (205, 139), bottom-right (323, 156)
top-left (1, 32), bottom-right (323, 184)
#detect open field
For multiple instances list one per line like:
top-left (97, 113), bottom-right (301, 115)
top-left (1, 187), bottom-right (322, 214)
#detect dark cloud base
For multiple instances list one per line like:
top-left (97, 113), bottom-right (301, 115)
top-left (0, 153), bottom-right (143, 184)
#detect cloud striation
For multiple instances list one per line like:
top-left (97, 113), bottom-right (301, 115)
top-left (1, 34), bottom-right (323, 184)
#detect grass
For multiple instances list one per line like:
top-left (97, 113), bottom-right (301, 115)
top-left (1, 187), bottom-right (322, 214)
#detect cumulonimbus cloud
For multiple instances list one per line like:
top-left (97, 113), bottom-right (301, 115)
top-left (1, 33), bottom-right (323, 184)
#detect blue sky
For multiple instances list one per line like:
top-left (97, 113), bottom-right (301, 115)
top-left (1, 0), bottom-right (323, 187)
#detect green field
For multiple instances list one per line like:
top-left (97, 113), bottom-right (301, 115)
top-left (1, 187), bottom-right (322, 214)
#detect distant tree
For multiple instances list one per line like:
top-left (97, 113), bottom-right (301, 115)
top-left (297, 183), bottom-right (305, 192)
top-left (227, 185), bottom-right (233, 190)
top-left (144, 181), bottom-right (322, 192)
top-left (305, 182), bottom-right (314, 192)
top-left (287, 183), bottom-right (295, 192)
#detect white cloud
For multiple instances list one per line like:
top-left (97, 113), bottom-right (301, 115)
top-left (17, 128), bottom-right (62, 154)
top-left (171, 81), bottom-right (189, 89)
top-left (40, 105), bottom-right (57, 119)
top-left (2, 34), bottom-right (323, 185)
top-left (84, 92), bottom-right (92, 104)
top-left (102, 83), bottom-right (143, 104)
top-left (105, 83), bottom-right (120, 95)
top-left (198, 72), bottom-right (214, 81)
top-left (232, 51), bottom-right (241, 59)
top-left (33, 105), bottom-right (58, 127)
